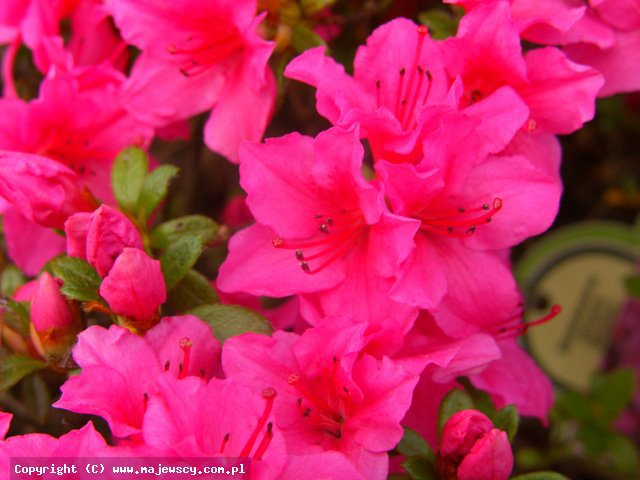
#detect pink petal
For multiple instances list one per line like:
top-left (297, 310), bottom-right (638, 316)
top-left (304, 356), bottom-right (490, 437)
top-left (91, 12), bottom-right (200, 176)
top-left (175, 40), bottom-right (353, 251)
top-left (99, 248), bottom-right (166, 322)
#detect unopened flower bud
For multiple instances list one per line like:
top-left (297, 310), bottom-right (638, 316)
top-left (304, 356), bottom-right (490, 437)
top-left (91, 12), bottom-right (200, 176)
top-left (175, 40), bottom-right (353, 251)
top-left (30, 272), bottom-right (80, 358)
top-left (437, 409), bottom-right (513, 480)
top-left (99, 248), bottom-right (166, 331)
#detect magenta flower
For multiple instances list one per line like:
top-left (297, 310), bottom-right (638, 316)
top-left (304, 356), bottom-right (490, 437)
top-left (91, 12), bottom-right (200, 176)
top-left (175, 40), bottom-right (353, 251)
top-left (65, 205), bottom-right (143, 277)
top-left (377, 150), bottom-right (560, 335)
top-left (437, 409), bottom-right (513, 480)
top-left (0, 151), bottom-right (95, 229)
top-left (29, 272), bottom-right (79, 357)
top-left (441, 1), bottom-right (604, 135)
top-left (140, 374), bottom-right (288, 479)
top-left (470, 339), bottom-right (554, 421)
top-left (223, 316), bottom-right (427, 479)
top-left (0, 71), bottom-right (152, 202)
top-left (0, 415), bottom-right (113, 472)
top-left (105, 0), bottom-right (275, 162)
top-left (217, 127), bottom-right (419, 337)
top-left (55, 315), bottom-right (220, 438)
top-left (285, 18), bottom-right (528, 165)
top-left (99, 248), bottom-right (166, 327)
top-left (1, 204), bottom-right (66, 275)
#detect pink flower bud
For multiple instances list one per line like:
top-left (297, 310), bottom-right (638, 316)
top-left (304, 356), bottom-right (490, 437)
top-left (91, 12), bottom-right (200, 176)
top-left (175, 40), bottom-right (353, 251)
top-left (85, 205), bottom-right (143, 277)
top-left (30, 272), bottom-right (79, 357)
top-left (437, 409), bottom-right (513, 480)
top-left (99, 248), bottom-right (166, 327)
top-left (65, 212), bottom-right (92, 259)
top-left (0, 151), bottom-right (95, 229)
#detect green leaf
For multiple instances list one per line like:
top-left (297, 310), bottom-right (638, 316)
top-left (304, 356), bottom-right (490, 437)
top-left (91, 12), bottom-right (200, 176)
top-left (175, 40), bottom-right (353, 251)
top-left (3, 300), bottom-right (31, 336)
top-left (138, 164), bottom-right (179, 219)
top-left (626, 274), bottom-right (640, 298)
top-left (150, 215), bottom-right (218, 249)
top-left (510, 472), bottom-right (569, 480)
top-left (160, 235), bottom-right (204, 290)
top-left (418, 9), bottom-right (459, 40)
top-left (396, 426), bottom-right (435, 462)
top-left (300, 0), bottom-right (336, 15)
top-left (20, 374), bottom-right (50, 425)
top-left (112, 146), bottom-right (148, 213)
top-left (291, 23), bottom-right (326, 53)
top-left (493, 404), bottom-right (519, 441)
top-left (438, 388), bottom-right (474, 436)
top-left (591, 368), bottom-right (636, 424)
top-left (459, 377), bottom-right (496, 417)
top-left (51, 256), bottom-right (102, 302)
top-left (188, 304), bottom-right (272, 343)
top-left (1, 265), bottom-right (26, 297)
top-left (0, 355), bottom-right (47, 392)
top-left (402, 457), bottom-right (436, 480)
top-left (167, 269), bottom-right (218, 312)
top-left (603, 432), bottom-right (639, 476)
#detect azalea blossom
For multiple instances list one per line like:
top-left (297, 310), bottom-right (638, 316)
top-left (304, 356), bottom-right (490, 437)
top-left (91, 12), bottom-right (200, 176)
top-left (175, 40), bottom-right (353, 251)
top-left (217, 126), bottom-right (419, 348)
top-left (223, 316), bottom-right (429, 479)
top-left (55, 315), bottom-right (220, 438)
top-left (285, 18), bottom-right (528, 165)
top-left (105, 0), bottom-right (276, 162)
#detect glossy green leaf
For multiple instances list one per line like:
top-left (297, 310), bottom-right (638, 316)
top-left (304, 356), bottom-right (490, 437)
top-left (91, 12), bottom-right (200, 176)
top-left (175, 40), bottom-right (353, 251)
top-left (51, 256), bottom-right (102, 302)
top-left (291, 23), bottom-right (325, 53)
top-left (510, 472), bottom-right (569, 480)
top-left (1, 265), bottom-right (26, 297)
top-left (402, 457), bottom-right (436, 480)
top-left (396, 426), bottom-right (435, 462)
top-left (0, 355), bottom-right (47, 392)
top-left (151, 215), bottom-right (218, 249)
top-left (167, 269), bottom-right (218, 312)
top-left (160, 235), bottom-right (204, 290)
top-left (493, 404), bottom-right (519, 441)
top-left (139, 164), bottom-right (179, 219)
top-left (112, 146), bottom-right (148, 213)
top-left (591, 368), bottom-right (636, 424)
top-left (188, 304), bottom-right (272, 343)
top-left (438, 388), bottom-right (474, 436)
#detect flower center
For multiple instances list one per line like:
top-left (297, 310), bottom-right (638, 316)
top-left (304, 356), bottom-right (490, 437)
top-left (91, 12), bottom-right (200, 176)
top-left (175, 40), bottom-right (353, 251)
top-left (272, 210), bottom-right (367, 274)
top-left (219, 388), bottom-right (276, 460)
top-left (287, 357), bottom-right (351, 440)
top-left (418, 197), bottom-right (502, 238)
top-left (375, 25), bottom-right (433, 131)
top-left (166, 28), bottom-right (243, 77)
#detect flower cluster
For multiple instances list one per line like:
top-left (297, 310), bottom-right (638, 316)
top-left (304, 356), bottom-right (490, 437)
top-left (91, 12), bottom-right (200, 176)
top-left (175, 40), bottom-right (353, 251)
top-left (0, 0), bottom-right (637, 479)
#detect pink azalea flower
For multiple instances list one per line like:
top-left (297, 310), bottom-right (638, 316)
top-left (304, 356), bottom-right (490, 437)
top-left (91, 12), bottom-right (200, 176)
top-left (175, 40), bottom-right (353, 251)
top-left (65, 205), bottom-right (144, 277)
top-left (217, 127), bottom-right (420, 344)
top-left (0, 0), bottom-right (77, 47)
top-left (0, 150), bottom-right (95, 229)
top-left (376, 149), bottom-right (561, 335)
top-left (141, 374), bottom-right (288, 479)
top-left (99, 248), bottom-right (166, 327)
top-left (223, 316), bottom-right (428, 479)
top-left (105, 0), bottom-right (276, 162)
top-left (441, 1), bottom-right (604, 135)
top-left (55, 315), bottom-right (220, 438)
top-left (445, 0), bottom-right (587, 41)
top-left (1, 205), bottom-right (66, 275)
top-left (32, 0), bottom-right (129, 76)
top-left (0, 414), bottom-right (113, 472)
top-left (437, 409), bottom-right (513, 480)
top-left (0, 70), bottom-right (152, 202)
top-left (285, 18), bottom-right (528, 164)
top-left (469, 339), bottom-right (554, 422)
